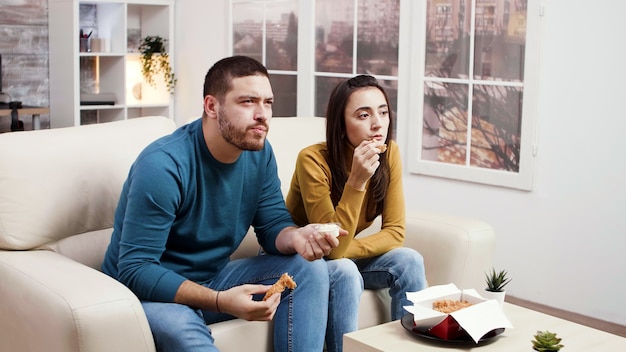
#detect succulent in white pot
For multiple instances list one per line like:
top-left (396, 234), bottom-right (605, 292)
top-left (482, 267), bottom-right (511, 306)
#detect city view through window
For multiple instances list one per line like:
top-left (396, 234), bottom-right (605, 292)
top-left (232, 0), bottom-right (400, 118)
top-left (232, 0), bottom-right (299, 116)
top-left (232, 0), bottom-right (531, 178)
top-left (314, 0), bottom-right (399, 117)
top-left (421, 0), bottom-right (528, 172)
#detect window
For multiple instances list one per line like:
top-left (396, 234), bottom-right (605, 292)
top-left (231, 0), bottom-right (400, 118)
top-left (407, 0), bottom-right (539, 190)
top-left (231, 0), bottom-right (299, 116)
top-left (314, 0), bottom-right (400, 117)
top-left (231, 0), bottom-right (539, 190)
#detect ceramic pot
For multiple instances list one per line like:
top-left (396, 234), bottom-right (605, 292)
top-left (482, 289), bottom-right (506, 307)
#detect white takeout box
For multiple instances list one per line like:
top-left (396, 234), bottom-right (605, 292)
top-left (404, 283), bottom-right (513, 343)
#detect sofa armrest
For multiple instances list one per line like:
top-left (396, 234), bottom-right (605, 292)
top-left (0, 250), bottom-right (155, 352)
top-left (403, 210), bottom-right (495, 291)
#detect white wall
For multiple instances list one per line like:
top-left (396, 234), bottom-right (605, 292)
top-left (176, 1), bottom-right (626, 326)
top-left (402, 1), bottom-right (626, 326)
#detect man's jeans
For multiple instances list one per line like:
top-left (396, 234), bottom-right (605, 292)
top-left (325, 247), bottom-right (426, 352)
top-left (142, 254), bottom-right (329, 352)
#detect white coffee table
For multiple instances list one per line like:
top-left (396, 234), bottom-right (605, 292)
top-left (344, 303), bottom-right (626, 351)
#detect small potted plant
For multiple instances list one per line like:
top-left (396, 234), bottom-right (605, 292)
top-left (138, 35), bottom-right (176, 94)
top-left (531, 330), bottom-right (564, 351)
top-left (483, 267), bottom-right (511, 306)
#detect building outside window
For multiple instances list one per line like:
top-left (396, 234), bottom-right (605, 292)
top-left (232, 0), bottom-right (299, 116)
top-left (409, 0), bottom-right (538, 190)
top-left (314, 0), bottom-right (400, 117)
top-left (231, 0), bottom-right (539, 190)
top-left (231, 0), bottom-right (399, 118)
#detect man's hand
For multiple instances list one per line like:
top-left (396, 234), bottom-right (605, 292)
top-left (217, 284), bottom-right (281, 321)
top-left (275, 224), bottom-right (347, 260)
top-left (292, 223), bottom-right (347, 261)
top-left (174, 280), bottom-right (280, 321)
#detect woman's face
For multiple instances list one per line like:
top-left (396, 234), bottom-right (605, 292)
top-left (343, 87), bottom-right (390, 148)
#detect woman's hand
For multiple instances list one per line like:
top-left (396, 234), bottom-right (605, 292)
top-left (347, 139), bottom-right (385, 191)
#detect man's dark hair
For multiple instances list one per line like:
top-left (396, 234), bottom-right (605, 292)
top-left (203, 56), bottom-right (269, 102)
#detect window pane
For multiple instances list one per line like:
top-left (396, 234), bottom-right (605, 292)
top-left (356, 0), bottom-right (400, 76)
top-left (425, 0), bottom-right (471, 78)
top-left (232, 1), bottom-right (298, 118)
top-left (265, 1), bottom-right (298, 71)
top-left (233, 2), bottom-right (263, 63)
top-left (469, 84), bottom-right (522, 171)
top-left (314, 76), bottom-right (345, 116)
top-left (315, 0), bottom-right (354, 73)
top-left (269, 74), bottom-right (297, 117)
top-left (473, 0), bottom-right (527, 80)
top-left (422, 81), bottom-right (469, 164)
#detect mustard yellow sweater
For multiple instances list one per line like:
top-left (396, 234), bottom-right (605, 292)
top-left (285, 140), bottom-right (405, 259)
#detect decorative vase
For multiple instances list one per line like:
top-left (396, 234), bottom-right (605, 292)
top-left (482, 289), bottom-right (506, 307)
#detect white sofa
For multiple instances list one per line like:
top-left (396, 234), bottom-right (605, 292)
top-left (0, 116), bottom-right (496, 352)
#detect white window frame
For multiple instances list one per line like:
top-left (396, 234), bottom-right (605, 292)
top-left (405, 0), bottom-right (542, 191)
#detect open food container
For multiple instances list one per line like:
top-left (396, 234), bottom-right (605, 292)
top-left (403, 283), bottom-right (513, 343)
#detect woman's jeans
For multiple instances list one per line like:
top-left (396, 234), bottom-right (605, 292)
top-left (141, 254), bottom-right (329, 352)
top-left (325, 247), bottom-right (426, 352)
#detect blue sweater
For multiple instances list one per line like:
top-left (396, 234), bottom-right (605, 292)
top-left (102, 118), bottom-right (295, 302)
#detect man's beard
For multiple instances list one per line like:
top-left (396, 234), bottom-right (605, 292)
top-left (217, 108), bottom-right (266, 151)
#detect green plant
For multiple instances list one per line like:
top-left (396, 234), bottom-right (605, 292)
top-left (531, 330), bottom-right (564, 351)
top-left (138, 35), bottom-right (176, 94)
top-left (485, 267), bottom-right (511, 292)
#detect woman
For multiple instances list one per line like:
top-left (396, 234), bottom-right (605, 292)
top-left (286, 75), bottom-right (426, 352)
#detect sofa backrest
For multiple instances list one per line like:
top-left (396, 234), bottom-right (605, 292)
top-left (0, 117), bottom-right (176, 268)
top-left (230, 117), bottom-right (327, 259)
top-left (0, 116), bottom-right (325, 268)
top-left (266, 117), bottom-right (326, 196)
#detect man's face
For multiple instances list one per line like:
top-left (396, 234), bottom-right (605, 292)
top-left (217, 75), bottom-right (274, 151)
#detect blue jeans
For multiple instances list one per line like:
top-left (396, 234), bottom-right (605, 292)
top-left (325, 259), bottom-right (363, 352)
top-left (142, 254), bottom-right (329, 352)
top-left (326, 247), bottom-right (426, 352)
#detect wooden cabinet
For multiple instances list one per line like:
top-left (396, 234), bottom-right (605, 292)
top-left (49, 0), bottom-right (174, 128)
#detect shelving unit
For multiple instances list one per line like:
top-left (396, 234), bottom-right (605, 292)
top-left (49, 0), bottom-right (175, 128)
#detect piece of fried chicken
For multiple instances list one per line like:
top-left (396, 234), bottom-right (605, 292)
top-left (263, 273), bottom-right (297, 301)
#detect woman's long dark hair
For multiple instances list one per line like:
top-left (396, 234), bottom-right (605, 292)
top-left (325, 75), bottom-right (394, 222)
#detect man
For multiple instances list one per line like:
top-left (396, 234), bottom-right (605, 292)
top-left (102, 56), bottom-right (344, 351)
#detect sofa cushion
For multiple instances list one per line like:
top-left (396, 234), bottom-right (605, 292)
top-left (0, 116), bottom-right (176, 250)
